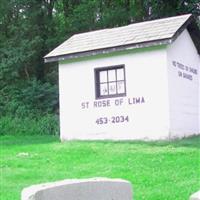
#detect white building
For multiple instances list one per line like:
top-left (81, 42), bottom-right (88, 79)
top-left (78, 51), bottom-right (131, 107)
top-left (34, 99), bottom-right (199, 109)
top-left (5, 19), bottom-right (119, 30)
top-left (45, 14), bottom-right (200, 141)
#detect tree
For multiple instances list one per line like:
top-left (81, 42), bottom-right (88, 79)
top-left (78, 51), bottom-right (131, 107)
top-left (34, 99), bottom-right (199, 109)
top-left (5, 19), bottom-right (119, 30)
top-left (0, 0), bottom-right (199, 117)
top-left (0, 0), bottom-right (58, 116)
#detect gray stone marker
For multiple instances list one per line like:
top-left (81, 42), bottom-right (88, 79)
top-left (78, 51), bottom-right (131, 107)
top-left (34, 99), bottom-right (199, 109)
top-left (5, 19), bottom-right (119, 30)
top-left (190, 191), bottom-right (200, 200)
top-left (21, 178), bottom-right (133, 200)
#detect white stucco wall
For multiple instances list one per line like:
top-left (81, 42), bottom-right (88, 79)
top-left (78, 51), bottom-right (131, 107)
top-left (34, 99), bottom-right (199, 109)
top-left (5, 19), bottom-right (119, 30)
top-left (59, 47), bottom-right (170, 140)
top-left (167, 30), bottom-right (200, 137)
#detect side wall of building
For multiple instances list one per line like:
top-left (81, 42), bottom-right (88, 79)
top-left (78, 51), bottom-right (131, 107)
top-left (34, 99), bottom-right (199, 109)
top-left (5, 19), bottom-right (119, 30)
top-left (167, 29), bottom-right (200, 137)
top-left (59, 47), bottom-right (170, 140)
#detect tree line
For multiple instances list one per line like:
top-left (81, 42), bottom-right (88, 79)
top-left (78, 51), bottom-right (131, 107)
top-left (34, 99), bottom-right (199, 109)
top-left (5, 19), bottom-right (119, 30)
top-left (0, 0), bottom-right (199, 118)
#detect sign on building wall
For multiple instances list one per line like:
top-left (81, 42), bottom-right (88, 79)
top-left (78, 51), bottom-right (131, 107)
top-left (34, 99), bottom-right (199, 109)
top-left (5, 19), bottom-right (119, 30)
top-left (81, 64), bottom-right (145, 126)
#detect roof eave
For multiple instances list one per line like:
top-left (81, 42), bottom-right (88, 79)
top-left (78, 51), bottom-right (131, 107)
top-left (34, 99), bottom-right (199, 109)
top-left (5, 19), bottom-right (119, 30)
top-left (44, 38), bottom-right (171, 63)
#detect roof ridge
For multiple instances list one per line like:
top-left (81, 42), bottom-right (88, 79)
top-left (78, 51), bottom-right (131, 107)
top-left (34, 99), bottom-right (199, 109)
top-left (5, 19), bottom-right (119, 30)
top-left (44, 14), bottom-right (199, 62)
top-left (127, 14), bottom-right (191, 27)
top-left (73, 14), bottom-right (192, 37)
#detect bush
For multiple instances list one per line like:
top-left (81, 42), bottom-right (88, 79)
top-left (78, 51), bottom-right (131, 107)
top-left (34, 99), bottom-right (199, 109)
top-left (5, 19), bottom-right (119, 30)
top-left (0, 115), bottom-right (59, 136)
top-left (0, 79), bottom-right (58, 118)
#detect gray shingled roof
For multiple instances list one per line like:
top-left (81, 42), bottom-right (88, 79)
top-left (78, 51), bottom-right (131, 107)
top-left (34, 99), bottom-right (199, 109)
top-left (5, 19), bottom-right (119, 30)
top-left (44, 14), bottom-right (200, 63)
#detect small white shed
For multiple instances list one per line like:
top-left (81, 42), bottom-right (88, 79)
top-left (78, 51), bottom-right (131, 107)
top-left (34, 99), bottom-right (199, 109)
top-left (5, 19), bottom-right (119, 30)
top-left (45, 14), bottom-right (200, 141)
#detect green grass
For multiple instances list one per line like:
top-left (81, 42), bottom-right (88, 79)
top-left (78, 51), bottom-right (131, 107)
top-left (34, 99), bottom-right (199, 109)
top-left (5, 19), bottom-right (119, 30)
top-left (0, 135), bottom-right (200, 200)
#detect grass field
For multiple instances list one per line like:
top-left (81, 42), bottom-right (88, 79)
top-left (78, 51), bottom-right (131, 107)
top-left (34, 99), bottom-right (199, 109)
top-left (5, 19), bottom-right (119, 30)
top-left (0, 135), bottom-right (200, 200)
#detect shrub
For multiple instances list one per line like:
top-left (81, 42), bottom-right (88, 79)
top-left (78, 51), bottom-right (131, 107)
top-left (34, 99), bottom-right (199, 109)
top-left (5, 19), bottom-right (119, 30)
top-left (0, 115), bottom-right (59, 136)
top-left (0, 79), bottom-right (58, 118)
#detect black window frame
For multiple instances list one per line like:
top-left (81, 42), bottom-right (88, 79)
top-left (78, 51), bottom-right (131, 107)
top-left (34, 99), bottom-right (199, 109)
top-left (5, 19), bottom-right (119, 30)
top-left (94, 64), bottom-right (126, 99)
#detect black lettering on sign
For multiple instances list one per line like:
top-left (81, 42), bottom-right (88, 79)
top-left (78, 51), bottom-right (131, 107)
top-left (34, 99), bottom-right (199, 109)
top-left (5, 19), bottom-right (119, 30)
top-left (172, 61), bottom-right (177, 67)
top-left (111, 116), bottom-right (129, 123)
top-left (183, 73), bottom-right (192, 80)
top-left (172, 61), bottom-right (198, 81)
top-left (115, 98), bottom-right (124, 106)
top-left (96, 116), bottom-right (129, 125)
top-left (128, 97), bottom-right (145, 105)
top-left (177, 62), bottom-right (185, 70)
top-left (96, 117), bottom-right (108, 125)
top-left (178, 71), bottom-right (182, 77)
top-left (189, 67), bottom-right (198, 75)
top-left (93, 100), bottom-right (111, 108)
top-left (81, 102), bottom-right (89, 109)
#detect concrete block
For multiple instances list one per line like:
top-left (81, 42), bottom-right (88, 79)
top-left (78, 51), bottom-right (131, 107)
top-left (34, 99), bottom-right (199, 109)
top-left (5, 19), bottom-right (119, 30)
top-left (21, 178), bottom-right (133, 200)
top-left (190, 191), bottom-right (200, 200)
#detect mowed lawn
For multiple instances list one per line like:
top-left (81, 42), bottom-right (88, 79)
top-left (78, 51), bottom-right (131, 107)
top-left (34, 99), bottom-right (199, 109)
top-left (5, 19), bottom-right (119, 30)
top-left (0, 135), bottom-right (200, 200)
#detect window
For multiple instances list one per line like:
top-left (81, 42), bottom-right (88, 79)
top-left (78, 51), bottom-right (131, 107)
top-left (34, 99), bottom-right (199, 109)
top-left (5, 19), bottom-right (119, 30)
top-left (95, 65), bottom-right (126, 99)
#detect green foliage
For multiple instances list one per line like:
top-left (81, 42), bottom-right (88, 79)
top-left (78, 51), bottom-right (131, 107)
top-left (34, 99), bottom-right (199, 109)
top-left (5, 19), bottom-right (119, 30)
top-left (0, 135), bottom-right (199, 199)
top-left (150, 0), bottom-right (200, 19)
top-left (17, 79), bottom-right (58, 114)
top-left (0, 0), bottom-right (59, 119)
top-left (0, 0), bottom-right (199, 132)
top-left (0, 79), bottom-right (58, 117)
top-left (0, 115), bottom-right (59, 136)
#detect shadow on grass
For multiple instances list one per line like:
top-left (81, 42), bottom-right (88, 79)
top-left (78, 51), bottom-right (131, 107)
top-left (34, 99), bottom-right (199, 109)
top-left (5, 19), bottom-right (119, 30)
top-left (1, 134), bottom-right (199, 149)
top-left (75, 135), bottom-right (200, 149)
top-left (0, 135), bottom-right (59, 147)
top-left (145, 135), bottom-right (200, 149)
top-left (107, 135), bottom-right (200, 149)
